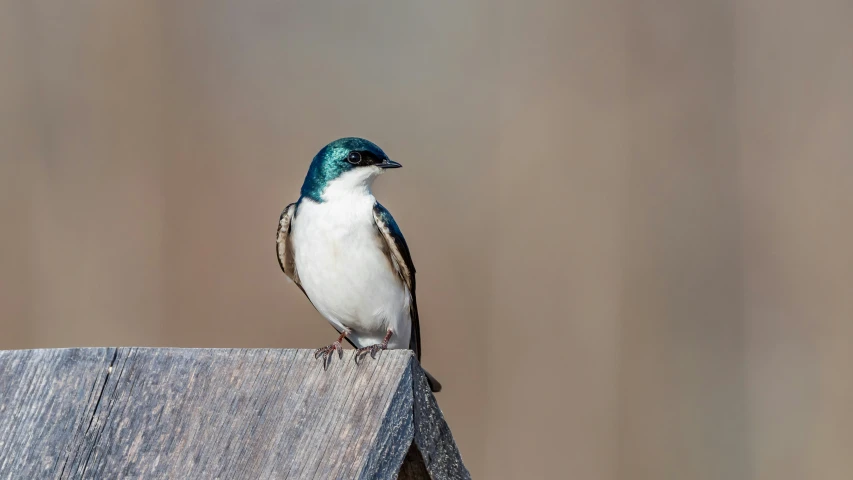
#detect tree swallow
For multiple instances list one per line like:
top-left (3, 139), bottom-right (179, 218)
top-left (276, 137), bottom-right (442, 392)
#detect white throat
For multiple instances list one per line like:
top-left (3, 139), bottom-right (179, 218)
top-left (321, 166), bottom-right (384, 202)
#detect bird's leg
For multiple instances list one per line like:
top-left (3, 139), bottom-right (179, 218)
top-left (314, 329), bottom-right (349, 370)
top-left (354, 329), bottom-right (393, 365)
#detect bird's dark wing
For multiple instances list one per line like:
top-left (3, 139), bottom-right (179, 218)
top-left (373, 202), bottom-right (428, 352)
top-left (373, 203), bottom-right (442, 392)
top-left (372, 203), bottom-right (419, 353)
top-left (276, 203), bottom-right (304, 293)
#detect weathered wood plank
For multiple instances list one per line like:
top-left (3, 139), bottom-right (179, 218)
top-left (0, 348), bottom-right (468, 479)
top-left (0, 348), bottom-right (116, 479)
top-left (411, 362), bottom-right (470, 480)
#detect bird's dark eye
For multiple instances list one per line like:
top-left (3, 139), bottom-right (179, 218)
top-left (347, 151), bottom-right (362, 165)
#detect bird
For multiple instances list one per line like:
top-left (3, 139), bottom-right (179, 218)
top-left (276, 137), bottom-right (442, 392)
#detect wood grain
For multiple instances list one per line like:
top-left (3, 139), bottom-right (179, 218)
top-left (0, 348), bottom-right (468, 479)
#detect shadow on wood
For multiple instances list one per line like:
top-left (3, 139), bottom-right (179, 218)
top-left (0, 348), bottom-right (468, 479)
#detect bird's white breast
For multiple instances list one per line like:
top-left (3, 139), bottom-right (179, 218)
top-left (290, 193), bottom-right (411, 349)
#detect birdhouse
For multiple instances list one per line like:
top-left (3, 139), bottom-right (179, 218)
top-left (0, 348), bottom-right (468, 479)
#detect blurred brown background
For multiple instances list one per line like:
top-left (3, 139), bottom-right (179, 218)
top-left (1, 1), bottom-right (852, 478)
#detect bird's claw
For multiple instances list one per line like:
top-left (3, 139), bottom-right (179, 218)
top-left (354, 344), bottom-right (386, 365)
top-left (314, 341), bottom-right (343, 370)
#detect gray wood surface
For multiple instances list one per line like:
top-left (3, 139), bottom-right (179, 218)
top-left (0, 348), bottom-right (468, 479)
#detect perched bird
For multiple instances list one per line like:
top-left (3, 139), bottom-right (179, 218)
top-left (276, 137), bottom-right (442, 392)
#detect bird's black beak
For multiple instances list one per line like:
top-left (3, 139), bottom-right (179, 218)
top-left (378, 158), bottom-right (402, 169)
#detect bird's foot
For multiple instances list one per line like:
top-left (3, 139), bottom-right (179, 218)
top-left (314, 330), bottom-right (350, 370)
top-left (314, 341), bottom-right (343, 370)
top-left (354, 344), bottom-right (387, 365)
top-left (354, 329), bottom-right (393, 365)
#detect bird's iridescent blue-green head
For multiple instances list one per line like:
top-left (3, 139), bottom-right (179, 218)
top-left (300, 137), bottom-right (401, 202)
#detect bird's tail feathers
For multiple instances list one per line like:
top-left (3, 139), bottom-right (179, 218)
top-left (423, 368), bottom-right (442, 393)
